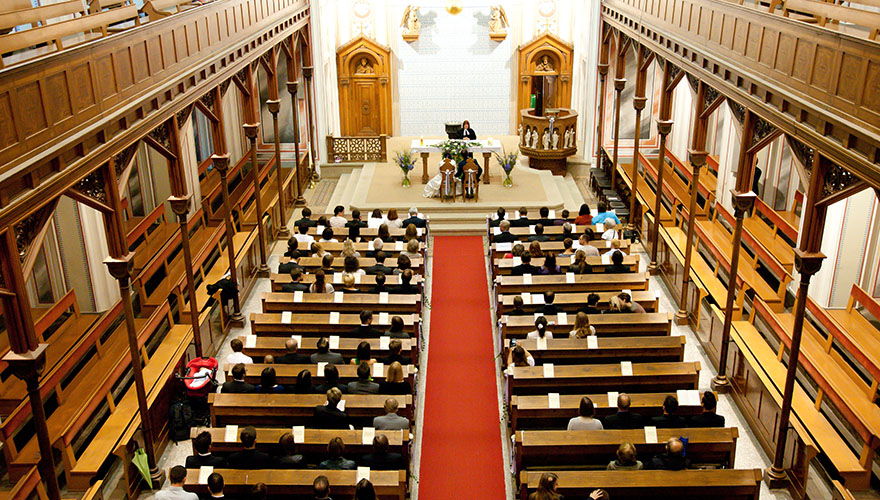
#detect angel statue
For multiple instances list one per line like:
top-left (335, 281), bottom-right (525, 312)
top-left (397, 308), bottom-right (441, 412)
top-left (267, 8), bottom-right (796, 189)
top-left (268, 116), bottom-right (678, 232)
top-left (401, 5), bottom-right (421, 40)
top-left (489, 5), bottom-right (509, 40)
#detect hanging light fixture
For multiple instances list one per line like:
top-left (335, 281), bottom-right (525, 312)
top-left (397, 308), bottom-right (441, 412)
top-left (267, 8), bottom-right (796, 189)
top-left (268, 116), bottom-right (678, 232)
top-left (446, 0), bottom-right (463, 14)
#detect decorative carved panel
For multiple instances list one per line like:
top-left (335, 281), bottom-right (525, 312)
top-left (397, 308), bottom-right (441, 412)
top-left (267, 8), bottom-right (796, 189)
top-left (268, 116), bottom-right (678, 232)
top-left (517, 32), bottom-right (575, 114)
top-left (336, 36), bottom-right (393, 136)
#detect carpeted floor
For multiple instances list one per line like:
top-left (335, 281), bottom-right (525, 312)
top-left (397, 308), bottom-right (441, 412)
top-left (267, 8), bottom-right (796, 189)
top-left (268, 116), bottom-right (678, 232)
top-left (418, 236), bottom-right (506, 498)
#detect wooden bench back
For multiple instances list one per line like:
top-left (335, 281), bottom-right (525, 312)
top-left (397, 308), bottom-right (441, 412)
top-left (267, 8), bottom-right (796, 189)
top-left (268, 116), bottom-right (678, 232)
top-left (184, 469), bottom-right (406, 499)
top-left (0, 1), bottom-right (85, 32)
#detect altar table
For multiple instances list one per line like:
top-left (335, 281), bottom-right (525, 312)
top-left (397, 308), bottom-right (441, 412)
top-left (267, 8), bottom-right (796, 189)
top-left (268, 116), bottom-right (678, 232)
top-left (410, 139), bottom-right (503, 184)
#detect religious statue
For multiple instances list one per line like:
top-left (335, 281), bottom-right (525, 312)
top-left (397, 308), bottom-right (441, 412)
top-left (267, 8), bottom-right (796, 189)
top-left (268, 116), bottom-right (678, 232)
top-left (569, 128), bottom-right (576, 148)
top-left (517, 123), bottom-right (524, 144)
top-left (530, 128), bottom-right (539, 149)
top-left (563, 128), bottom-right (571, 148)
top-left (355, 57), bottom-right (374, 74)
top-left (401, 5), bottom-right (421, 41)
top-left (541, 128), bottom-right (550, 150)
top-left (488, 5), bottom-right (509, 41)
top-left (551, 128), bottom-right (559, 149)
top-left (535, 54), bottom-right (555, 72)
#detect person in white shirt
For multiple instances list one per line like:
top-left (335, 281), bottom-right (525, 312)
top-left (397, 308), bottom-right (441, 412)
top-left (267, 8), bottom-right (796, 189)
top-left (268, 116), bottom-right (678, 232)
top-left (367, 209), bottom-right (385, 228)
top-left (567, 396), bottom-right (604, 430)
top-left (319, 227), bottom-right (338, 243)
top-left (155, 466), bottom-right (198, 500)
top-left (293, 222), bottom-right (315, 245)
top-left (505, 344), bottom-right (535, 374)
top-left (570, 312), bottom-right (597, 338)
top-left (526, 315), bottom-right (553, 340)
top-left (578, 233), bottom-right (600, 257)
top-left (225, 338), bottom-right (253, 365)
top-left (329, 205), bottom-right (347, 228)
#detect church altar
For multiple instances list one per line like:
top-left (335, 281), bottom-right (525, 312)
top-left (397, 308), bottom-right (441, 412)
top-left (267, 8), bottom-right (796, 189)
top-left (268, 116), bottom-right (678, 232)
top-left (410, 139), bottom-right (503, 184)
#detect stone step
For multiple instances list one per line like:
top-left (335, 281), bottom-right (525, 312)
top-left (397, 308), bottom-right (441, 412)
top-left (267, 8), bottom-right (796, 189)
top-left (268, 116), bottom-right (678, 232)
top-left (334, 170), bottom-right (362, 213)
top-left (320, 162), bottom-right (362, 179)
top-left (325, 172), bottom-right (350, 212)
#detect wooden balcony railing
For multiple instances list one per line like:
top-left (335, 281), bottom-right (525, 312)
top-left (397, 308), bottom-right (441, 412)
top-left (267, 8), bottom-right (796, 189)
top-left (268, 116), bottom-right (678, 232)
top-left (326, 135), bottom-right (388, 163)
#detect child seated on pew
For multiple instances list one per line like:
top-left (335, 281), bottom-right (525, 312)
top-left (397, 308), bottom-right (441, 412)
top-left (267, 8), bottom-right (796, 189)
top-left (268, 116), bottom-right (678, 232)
top-left (607, 441), bottom-right (643, 470)
top-left (570, 312), bottom-right (596, 338)
top-left (527, 316), bottom-right (553, 340)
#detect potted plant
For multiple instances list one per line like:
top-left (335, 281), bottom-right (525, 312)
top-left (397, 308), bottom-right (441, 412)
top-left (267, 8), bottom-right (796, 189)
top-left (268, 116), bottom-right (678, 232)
top-left (495, 148), bottom-right (518, 187)
top-left (394, 150), bottom-right (416, 187)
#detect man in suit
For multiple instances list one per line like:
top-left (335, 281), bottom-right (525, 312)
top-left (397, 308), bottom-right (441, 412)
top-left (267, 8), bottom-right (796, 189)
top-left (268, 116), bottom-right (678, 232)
top-left (527, 224), bottom-right (551, 242)
top-left (227, 426), bottom-right (273, 469)
top-left (538, 206), bottom-right (555, 226)
top-left (278, 254), bottom-right (302, 275)
top-left (276, 338), bottom-right (311, 364)
top-left (646, 438), bottom-right (690, 470)
top-left (689, 391), bottom-right (726, 427)
top-left (313, 364), bottom-right (348, 394)
top-left (511, 251), bottom-right (541, 276)
top-left (365, 238), bottom-right (384, 258)
top-left (313, 476), bottom-right (332, 500)
top-left (538, 291), bottom-right (561, 315)
top-left (349, 310), bottom-right (382, 337)
top-left (280, 267), bottom-right (309, 293)
top-left (380, 339), bottom-right (412, 366)
top-left (373, 398), bottom-right (409, 430)
top-left (455, 153), bottom-right (482, 182)
top-left (393, 269), bottom-right (419, 295)
top-left (401, 207), bottom-right (426, 228)
top-left (556, 222), bottom-right (574, 242)
top-left (206, 472), bottom-right (229, 499)
top-left (360, 434), bottom-right (404, 470)
top-left (295, 207), bottom-right (318, 227)
top-left (347, 362), bottom-right (380, 394)
top-left (310, 337), bottom-right (344, 364)
top-left (312, 387), bottom-right (349, 429)
top-left (493, 220), bottom-right (517, 244)
top-left (346, 209), bottom-right (368, 230)
top-left (604, 250), bottom-right (629, 274)
top-left (651, 395), bottom-right (687, 428)
top-left (364, 251), bottom-right (394, 275)
top-left (369, 272), bottom-right (390, 294)
top-left (510, 207), bottom-right (531, 228)
top-left (220, 364), bottom-right (256, 394)
top-left (490, 207), bottom-right (507, 227)
top-left (185, 431), bottom-right (226, 468)
top-left (602, 393), bottom-right (645, 429)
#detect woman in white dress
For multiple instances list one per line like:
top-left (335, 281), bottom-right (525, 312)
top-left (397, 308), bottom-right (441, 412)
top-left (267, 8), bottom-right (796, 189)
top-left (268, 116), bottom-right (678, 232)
top-left (424, 156), bottom-right (460, 198)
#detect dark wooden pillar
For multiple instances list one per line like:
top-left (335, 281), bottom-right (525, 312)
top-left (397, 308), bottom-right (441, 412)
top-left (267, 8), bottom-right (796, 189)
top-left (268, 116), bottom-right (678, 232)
top-left (595, 25), bottom-right (610, 162)
top-left (628, 46), bottom-right (652, 230)
top-left (212, 154), bottom-right (245, 325)
top-left (302, 66), bottom-right (318, 185)
top-left (286, 80), bottom-right (307, 206)
top-left (647, 61), bottom-right (676, 274)
top-left (610, 34), bottom-right (628, 188)
top-left (243, 123), bottom-right (269, 276)
top-left (266, 100), bottom-right (288, 238)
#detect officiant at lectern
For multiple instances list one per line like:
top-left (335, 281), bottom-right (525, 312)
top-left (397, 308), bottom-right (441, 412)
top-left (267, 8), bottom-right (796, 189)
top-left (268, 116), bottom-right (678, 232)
top-left (458, 120), bottom-right (477, 140)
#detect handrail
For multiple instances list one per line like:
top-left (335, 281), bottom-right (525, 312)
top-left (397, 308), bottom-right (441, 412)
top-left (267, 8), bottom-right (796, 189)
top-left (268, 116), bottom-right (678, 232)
top-left (34, 288), bottom-right (78, 336)
top-left (714, 202), bottom-right (790, 280)
top-left (806, 288), bottom-right (880, 384)
top-left (754, 197), bottom-right (798, 241)
top-left (638, 151), bottom-right (683, 208)
top-left (126, 203), bottom-right (167, 248)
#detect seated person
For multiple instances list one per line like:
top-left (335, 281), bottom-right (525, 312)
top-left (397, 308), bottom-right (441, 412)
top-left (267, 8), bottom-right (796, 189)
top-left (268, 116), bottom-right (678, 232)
top-left (313, 476), bottom-right (331, 500)
top-left (504, 242), bottom-right (525, 259)
top-left (538, 207), bottom-right (555, 226)
top-left (344, 255), bottom-right (365, 276)
top-left (560, 238), bottom-right (576, 257)
top-left (540, 254), bottom-right (562, 275)
top-left (603, 393), bottom-right (645, 429)
top-left (314, 365), bottom-right (348, 395)
top-left (280, 267), bottom-right (310, 293)
top-left (221, 363), bottom-right (256, 393)
top-left (511, 207), bottom-right (531, 227)
top-left (276, 338), bottom-right (311, 364)
top-left (604, 250), bottom-right (629, 274)
top-left (394, 254), bottom-right (411, 275)
top-left (506, 345), bottom-right (535, 374)
top-left (256, 367), bottom-right (285, 393)
top-left (376, 224), bottom-right (393, 243)
top-left (225, 338), bottom-right (253, 365)
top-left (689, 391), bottom-right (726, 427)
top-left (578, 293), bottom-right (602, 315)
top-left (386, 315), bottom-right (409, 338)
top-left (647, 437), bottom-right (690, 470)
top-left (294, 221), bottom-right (315, 245)
top-left (319, 437), bottom-right (356, 470)
top-left (557, 223), bottom-right (575, 243)
top-left (275, 432), bottom-right (305, 469)
top-left (291, 370), bottom-right (314, 394)
top-left (402, 207), bottom-right (427, 228)
top-left (205, 473), bottom-right (227, 500)
top-left (347, 208), bottom-right (368, 229)
top-left (618, 292), bottom-right (646, 313)
top-left (493, 220), bottom-right (517, 243)
top-left (295, 207), bottom-right (318, 227)
top-left (574, 204), bottom-right (592, 225)
top-left (319, 227), bottom-right (338, 243)
top-left (528, 240), bottom-right (544, 258)
top-left (393, 269), bottom-right (419, 295)
top-left (312, 387), bottom-right (349, 429)
top-left (537, 291), bottom-right (560, 315)
top-left (386, 208), bottom-right (404, 228)
top-left (227, 426), bottom-right (273, 469)
top-left (342, 238), bottom-right (361, 259)
top-left (530, 473), bottom-right (562, 500)
top-left (591, 202), bottom-right (621, 226)
top-left (186, 431), bottom-right (226, 468)
top-left (607, 441), bottom-right (643, 470)
top-left (578, 230), bottom-right (601, 257)
top-left (455, 152), bottom-right (483, 181)
top-left (402, 223), bottom-right (419, 243)
top-left (329, 205), bottom-right (347, 228)
top-left (339, 273), bottom-right (360, 294)
top-left (365, 238), bottom-right (384, 258)
top-left (378, 361), bottom-right (411, 395)
top-left (317, 215), bottom-right (330, 227)
top-left (650, 395), bottom-right (686, 428)
top-left (490, 207), bottom-right (507, 227)
top-left (314, 243), bottom-right (331, 261)
top-left (373, 398), bottom-right (409, 430)
top-left (509, 295), bottom-right (530, 316)
top-left (380, 339), bottom-right (412, 365)
top-left (350, 341), bottom-right (377, 366)
top-left (360, 434), bottom-right (405, 470)
top-left (567, 396), bottom-right (604, 430)
top-left (528, 224), bottom-right (551, 242)
top-left (570, 311), bottom-right (597, 338)
top-left (512, 251), bottom-right (541, 276)
top-left (607, 296), bottom-right (625, 313)
top-left (350, 310), bottom-right (382, 337)
top-left (369, 272), bottom-right (390, 294)
top-left (568, 250), bottom-right (593, 274)
top-left (347, 362), bottom-right (380, 394)
top-left (311, 337), bottom-right (344, 364)
top-left (401, 239), bottom-right (421, 261)
top-left (283, 237), bottom-right (302, 259)
top-left (310, 270), bottom-right (335, 293)
top-left (364, 251), bottom-right (395, 275)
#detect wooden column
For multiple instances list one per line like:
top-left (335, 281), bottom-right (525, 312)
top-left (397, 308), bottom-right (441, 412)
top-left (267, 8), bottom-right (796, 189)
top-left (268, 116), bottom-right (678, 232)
top-left (712, 109), bottom-right (757, 392)
top-left (766, 152), bottom-right (826, 489)
top-left (266, 100), bottom-right (287, 238)
top-left (212, 154), bottom-right (245, 325)
top-left (595, 25), bottom-right (610, 162)
top-left (0, 230), bottom-right (61, 500)
top-left (286, 80), bottom-right (307, 205)
top-left (302, 66), bottom-right (318, 185)
top-left (610, 34), bottom-right (628, 188)
top-left (647, 61), bottom-right (676, 274)
top-left (628, 46), bottom-right (652, 230)
top-left (243, 123), bottom-right (269, 276)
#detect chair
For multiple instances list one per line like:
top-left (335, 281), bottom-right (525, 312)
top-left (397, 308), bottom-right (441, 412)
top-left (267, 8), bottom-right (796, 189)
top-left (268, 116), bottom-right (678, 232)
top-left (463, 158), bottom-right (480, 202)
top-left (439, 158), bottom-right (457, 202)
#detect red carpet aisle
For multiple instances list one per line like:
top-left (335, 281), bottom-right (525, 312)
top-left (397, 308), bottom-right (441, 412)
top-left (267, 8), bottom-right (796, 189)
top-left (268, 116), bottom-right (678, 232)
top-left (419, 236), bottom-right (506, 498)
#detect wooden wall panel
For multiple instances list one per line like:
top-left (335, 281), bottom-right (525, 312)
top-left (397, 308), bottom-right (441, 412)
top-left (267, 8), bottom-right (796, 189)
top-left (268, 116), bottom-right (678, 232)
top-left (46, 73), bottom-right (72, 125)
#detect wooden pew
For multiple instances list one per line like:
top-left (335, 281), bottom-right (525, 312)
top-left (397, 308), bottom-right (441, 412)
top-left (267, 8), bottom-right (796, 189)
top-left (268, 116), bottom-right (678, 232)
top-left (0, 466), bottom-right (49, 500)
top-left (514, 428), bottom-right (738, 472)
top-left (494, 273), bottom-right (649, 294)
top-left (0, 0), bottom-right (84, 32)
top-left (289, 240), bottom-right (425, 256)
top-left (514, 335), bottom-right (685, 365)
top-left (240, 336), bottom-right (417, 364)
top-left (262, 292), bottom-right (421, 315)
top-left (519, 470), bottom-right (763, 500)
top-left (208, 393), bottom-right (413, 428)
top-left (501, 313), bottom-right (672, 338)
top-left (250, 312), bottom-right (421, 339)
top-left (236, 363), bottom-right (415, 387)
top-left (779, 0), bottom-right (880, 39)
top-left (190, 427), bottom-right (409, 463)
top-left (284, 256), bottom-right (425, 275)
top-left (184, 469), bottom-right (407, 500)
top-left (496, 291), bottom-right (659, 316)
top-left (825, 284), bottom-right (880, 396)
top-left (140, 0), bottom-right (199, 20)
top-left (503, 224), bottom-right (604, 239)
top-left (490, 239), bottom-right (630, 259)
top-left (506, 361), bottom-right (701, 397)
top-left (493, 255), bottom-right (640, 275)
top-left (126, 203), bottom-right (177, 273)
top-left (271, 272), bottom-right (424, 293)
top-left (510, 391), bottom-right (705, 430)
top-left (733, 201), bottom-right (796, 274)
top-left (302, 226), bottom-right (427, 242)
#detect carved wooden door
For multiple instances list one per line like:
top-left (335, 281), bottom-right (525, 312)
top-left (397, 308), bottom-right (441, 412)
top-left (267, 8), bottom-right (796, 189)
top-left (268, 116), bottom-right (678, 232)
top-left (354, 79), bottom-right (381, 136)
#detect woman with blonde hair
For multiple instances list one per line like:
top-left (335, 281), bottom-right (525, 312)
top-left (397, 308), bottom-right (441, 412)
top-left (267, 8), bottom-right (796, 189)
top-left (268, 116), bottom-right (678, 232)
top-left (607, 441), bottom-right (643, 470)
top-left (341, 238), bottom-right (361, 258)
top-left (568, 249), bottom-right (592, 274)
top-left (379, 361), bottom-right (412, 394)
top-left (386, 208), bottom-right (403, 228)
top-left (340, 273), bottom-right (359, 293)
top-left (403, 223), bottom-right (418, 242)
top-left (608, 295), bottom-right (624, 313)
top-left (401, 239), bottom-right (421, 260)
top-left (311, 241), bottom-right (328, 259)
top-left (570, 311), bottom-right (596, 338)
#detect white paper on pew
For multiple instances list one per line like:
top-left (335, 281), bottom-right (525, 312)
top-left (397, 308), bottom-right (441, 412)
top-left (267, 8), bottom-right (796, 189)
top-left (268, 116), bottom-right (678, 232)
top-left (380, 336), bottom-right (390, 350)
top-left (396, 240), bottom-right (403, 251)
top-left (655, 290), bottom-right (661, 299)
top-left (587, 335), bottom-right (599, 349)
top-left (244, 335), bottom-right (256, 348)
top-left (496, 242), bottom-right (512, 252)
top-left (329, 312), bottom-right (340, 324)
top-left (316, 225), bottom-right (325, 234)
top-left (333, 272), bottom-right (342, 282)
top-left (543, 363), bottom-right (555, 378)
top-left (621, 361), bottom-right (633, 376)
top-left (493, 227), bottom-right (501, 235)
top-left (571, 241), bottom-right (581, 251)
top-left (607, 391), bottom-right (619, 407)
top-left (529, 225), bottom-right (536, 234)
top-left (224, 424), bottom-right (238, 442)
top-left (623, 289), bottom-right (631, 296)
top-left (379, 312), bottom-right (389, 324)
top-left (198, 466), bottom-right (214, 484)
top-left (521, 292), bottom-right (531, 305)
top-left (513, 257), bottom-right (522, 266)
top-left (606, 240), bottom-right (612, 248)
top-left (317, 362), bottom-right (327, 377)
top-left (557, 312), bottom-right (568, 325)
top-left (362, 427), bottom-right (375, 445)
top-left (293, 290), bottom-right (303, 302)
top-left (644, 426), bottom-right (659, 444)
top-left (597, 223), bottom-right (605, 233)
top-left (566, 272), bottom-right (575, 283)
top-left (536, 337), bottom-right (547, 351)
top-left (601, 253), bottom-right (611, 265)
top-left (334, 291), bottom-right (343, 303)
top-left (338, 399), bottom-right (346, 411)
top-left (534, 313), bottom-right (543, 320)
top-left (677, 389), bottom-right (701, 407)
top-left (523, 274), bottom-right (532, 285)
top-left (417, 228), bottom-right (423, 236)
top-left (354, 273), bottom-right (362, 284)
top-left (548, 392), bottom-right (560, 409)
top-left (379, 292), bottom-right (389, 304)
top-left (532, 293), bottom-right (545, 305)
top-left (281, 311), bottom-right (292, 324)
top-left (291, 334), bottom-right (302, 346)
top-left (357, 466), bottom-right (371, 482)
top-left (372, 362), bottom-right (384, 378)
top-left (515, 210), bottom-right (521, 219)
top-left (292, 425), bottom-right (305, 443)
top-left (572, 224), bottom-right (578, 233)
top-left (329, 335), bottom-right (340, 349)
top-left (549, 209), bottom-right (556, 219)
top-left (368, 239), bottom-right (377, 251)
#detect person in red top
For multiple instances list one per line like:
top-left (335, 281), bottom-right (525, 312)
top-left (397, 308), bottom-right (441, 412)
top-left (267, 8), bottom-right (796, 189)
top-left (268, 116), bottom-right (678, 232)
top-left (574, 203), bottom-right (592, 225)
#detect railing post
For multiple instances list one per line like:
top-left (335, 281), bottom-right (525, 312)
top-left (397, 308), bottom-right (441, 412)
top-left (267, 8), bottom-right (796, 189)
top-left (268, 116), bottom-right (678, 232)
top-left (243, 123), bottom-right (269, 276)
top-left (302, 66), bottom-right (318, 186)
top-left (267, 100), bottom-right (289, 238)
top-left (286, 81), bottom-right (307, 206)
top-left (212, 154), bottom-right (245, 326)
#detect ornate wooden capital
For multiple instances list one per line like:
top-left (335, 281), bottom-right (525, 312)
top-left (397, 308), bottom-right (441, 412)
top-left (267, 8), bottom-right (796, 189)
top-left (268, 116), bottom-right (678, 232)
top-left (613, 78), bottom-right (626, 91)
top-left (597, 63), bottom-right (609, 76)
top-left (266, 100), bottom-right (281, 114)
top-left (793, 250), bottom-right (825, 278)
top-left (688, 150), bottom-right (708, 169)
top-left (168, 195), bottom-right (192, 217)
top-left (730, 190), bottom-right (757, 218)
top-left (302, 66), bottom-right (314, 79)
top-left (656, 119), bottom-right (673, 135)
top-left (2, 344), bottom-right (48, 380)
top-left (243, 123), bottom-right (260, 140)
top-left (633, 96), bottom-right (648, 111)
top-left (212, 154), bottom-right (230, 174)
top-left (286, 81), bottom-right (299, 95)
top-left (103, 253), bottom-right (135, 281)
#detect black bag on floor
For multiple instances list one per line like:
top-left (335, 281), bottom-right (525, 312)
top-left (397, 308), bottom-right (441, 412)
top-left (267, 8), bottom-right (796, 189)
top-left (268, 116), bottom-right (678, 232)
top-left (169, 399), bottom-right (193, 442)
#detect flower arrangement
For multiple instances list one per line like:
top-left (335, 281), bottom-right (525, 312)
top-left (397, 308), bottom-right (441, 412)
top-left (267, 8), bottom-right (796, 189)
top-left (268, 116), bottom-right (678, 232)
top-left (495, 148), bottom-right (519, 187)
top-left (394, 150), bottom-right (416, 187)
top-left (435, 139), bottom-right (481, 164)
